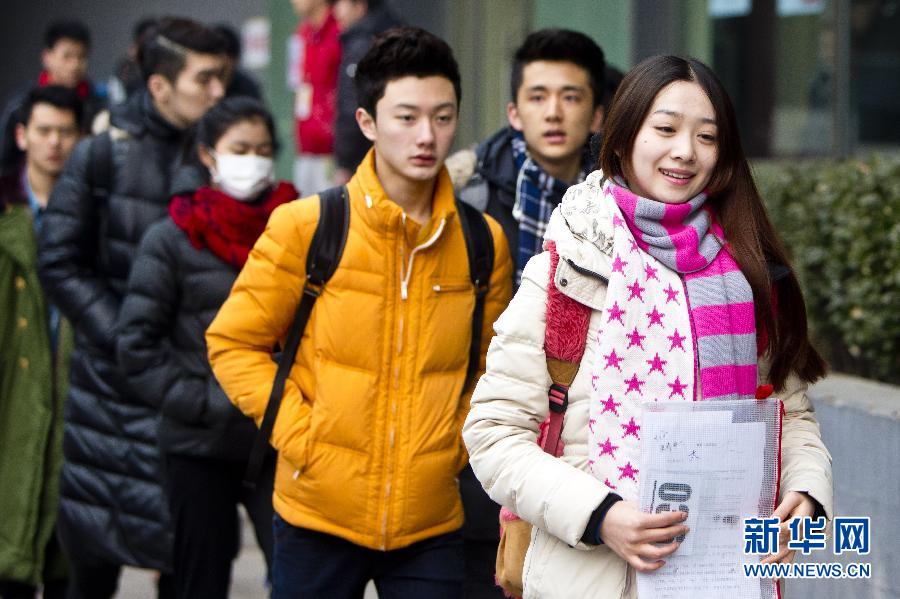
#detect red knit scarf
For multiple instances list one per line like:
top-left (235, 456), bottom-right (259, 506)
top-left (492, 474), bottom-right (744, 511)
top-left (169, 182), bottom-right (297, 269)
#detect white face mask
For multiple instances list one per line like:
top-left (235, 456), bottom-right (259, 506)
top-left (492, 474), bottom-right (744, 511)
top-left (210, 152), bottom-right (275, 201)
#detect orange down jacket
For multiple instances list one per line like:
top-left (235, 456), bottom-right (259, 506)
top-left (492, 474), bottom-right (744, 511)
top-left (206, 151), bottom-right (512, 550)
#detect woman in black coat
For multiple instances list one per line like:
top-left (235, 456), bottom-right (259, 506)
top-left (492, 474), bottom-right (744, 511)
top-left (117, 97), bottom-right (298, 598)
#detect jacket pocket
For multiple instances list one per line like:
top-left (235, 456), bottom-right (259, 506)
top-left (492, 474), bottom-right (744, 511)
top-left (420, 277), bottom-right (474, 375)
top-left (430, 277), bottom-right (472, 294)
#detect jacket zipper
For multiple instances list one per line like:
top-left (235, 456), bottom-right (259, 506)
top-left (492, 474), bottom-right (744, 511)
top-left (564, 257), bottom-right (609, 284)
top-left (399, 218), bottom-right (446, 301)
top-left (621, 564), bottom-right (634, 598)
top-left (380, 215), bottom-right (447, 549)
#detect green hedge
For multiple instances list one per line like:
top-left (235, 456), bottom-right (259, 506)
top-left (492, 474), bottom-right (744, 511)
top-left (753, 154), bottom-right (900, 384)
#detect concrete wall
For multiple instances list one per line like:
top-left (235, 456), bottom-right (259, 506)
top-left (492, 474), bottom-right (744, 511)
top-left (787, 374), bottom-right (900, 599)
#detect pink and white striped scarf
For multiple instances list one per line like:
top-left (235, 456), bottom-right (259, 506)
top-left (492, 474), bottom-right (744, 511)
top-left (588, 177), bottom-right (756, 498)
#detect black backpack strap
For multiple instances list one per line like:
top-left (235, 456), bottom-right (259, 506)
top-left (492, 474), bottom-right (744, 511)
top-left (243, 186), bottom-right (349, 488)
top-left (88, 131), bottom-right (113, 203)
top-left (87, 131), bottom-right (113, 270)
top-left (306, 186), bottom-right (350, 288)
top-left (456, 198), bottom-right (495, 393)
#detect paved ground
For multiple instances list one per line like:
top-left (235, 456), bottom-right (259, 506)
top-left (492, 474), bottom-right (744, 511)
top-left (115, 509), bottom-right (377, 598)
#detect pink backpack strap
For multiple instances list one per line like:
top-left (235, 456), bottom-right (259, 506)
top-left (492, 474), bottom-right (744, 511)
top-left (540, 243), bottom-right (592, 457)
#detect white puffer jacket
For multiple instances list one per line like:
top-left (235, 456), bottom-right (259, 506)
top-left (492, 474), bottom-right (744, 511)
top-left (463, 172), bottom-right (834, 599)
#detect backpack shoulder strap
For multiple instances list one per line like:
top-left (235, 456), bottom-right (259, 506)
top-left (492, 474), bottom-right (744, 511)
top-left (456, 197), bottom-right (494, 393)
top-left (88, 132), bottom-right (115, 271)
top-left (244, 186), bottom-right (349, 488)
top-left (541, 243), bottom-right (592, 457)
top-left (306, 186), bottom-right (350, 285)
top-left (88, 131), bottom-right (113, 203)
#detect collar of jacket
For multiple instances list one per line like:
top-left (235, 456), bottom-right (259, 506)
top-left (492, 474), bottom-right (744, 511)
top-left (0, 203), bottom-right (37, 269)
top-left (348, 148), bottom-right (458, 245)
top-left (543, 170), bottom-right (614, 310)
top-left (476, 126), bottom-right (594, 207)
top-left (111, 89), bottom-right (183, 140)
top-left (474, 127), bottom-right (519, 202)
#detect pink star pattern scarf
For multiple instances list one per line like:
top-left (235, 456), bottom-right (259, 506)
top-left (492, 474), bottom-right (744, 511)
top-left (588, 178), bottom-right (756, 500)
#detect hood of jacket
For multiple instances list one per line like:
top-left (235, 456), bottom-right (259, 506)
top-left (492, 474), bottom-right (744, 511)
top-left (542, 170), bottom-right (615, 309)
top-left (474, 127), bottom-right (519, 205)
top-left (110, 89), bottom-right (183, 141)
top-left (169, 163), bottom-right (210, 197)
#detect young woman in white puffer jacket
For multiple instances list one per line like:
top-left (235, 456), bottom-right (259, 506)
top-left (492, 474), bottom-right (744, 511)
top-left (463, 55), bottom-right (833, 599)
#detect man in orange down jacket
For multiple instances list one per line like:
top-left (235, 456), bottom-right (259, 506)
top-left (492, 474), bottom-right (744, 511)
top-left (206, 27), bottom-right (512, 599)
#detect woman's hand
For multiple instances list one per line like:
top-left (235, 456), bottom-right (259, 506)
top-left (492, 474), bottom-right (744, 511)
top-left (599, 501), bottom-right (689, 572)
top-left (761, 491), bottom-right (818, 565)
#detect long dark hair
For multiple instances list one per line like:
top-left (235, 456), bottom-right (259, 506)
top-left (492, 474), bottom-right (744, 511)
top-left (599, 55), bottom-right (826, 389)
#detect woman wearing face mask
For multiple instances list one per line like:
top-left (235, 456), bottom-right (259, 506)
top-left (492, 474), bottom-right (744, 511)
top-left (117, 97), bottom-right (297, 598)
top-left (462, 55), bottom-right (833, 598)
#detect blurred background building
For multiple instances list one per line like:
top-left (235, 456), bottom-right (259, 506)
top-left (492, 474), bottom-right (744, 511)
top-left (4, 0), bottom-right (898, 179)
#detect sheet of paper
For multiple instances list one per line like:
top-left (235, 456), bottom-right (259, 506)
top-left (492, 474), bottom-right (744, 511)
top-left (638, 408), bottom-right (773, 599)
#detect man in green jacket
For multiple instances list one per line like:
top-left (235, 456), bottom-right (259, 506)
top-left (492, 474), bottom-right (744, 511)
top-left (0, 85), bottom-right (80, 598)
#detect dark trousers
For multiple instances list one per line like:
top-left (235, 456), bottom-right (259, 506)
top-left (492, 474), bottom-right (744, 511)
top-left (0, 579), bottom-right (65, 599)
top-left (271, 515), bottom-right (464, 599)
top-left (463, 540), bottom-right (505, 599)
top-left (64, 562), bottom-right (174, 599)
top-left (459, 465), bottom-right (506, 599)
top-left (165, 453), bottom-right (275, 599)
top-left (65, 561), bottom-right (119, 599)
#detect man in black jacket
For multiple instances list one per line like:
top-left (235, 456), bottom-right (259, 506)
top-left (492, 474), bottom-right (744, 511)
top-left (448, 29), bottom-right (606, 599)
top-left (331, 0), bottom-right (402, 183)
top-left (37, 18), bottom-right (226, 599)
